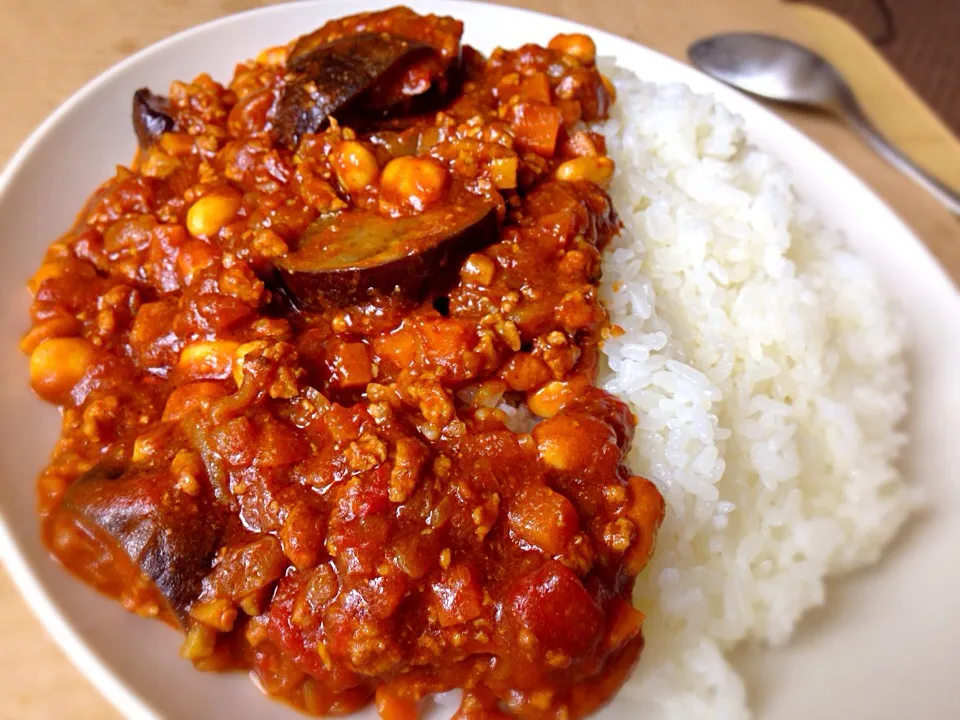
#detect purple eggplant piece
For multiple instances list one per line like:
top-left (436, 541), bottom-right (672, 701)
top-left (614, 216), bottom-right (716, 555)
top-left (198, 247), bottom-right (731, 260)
top-left (276, 193), bottom-right (499, 306)
top-left (132, 88), bottom-right (176, 149)
top-left (61, 464), bottom-right (223, 625)
top-left (275, 32), bottom-right (435, 148)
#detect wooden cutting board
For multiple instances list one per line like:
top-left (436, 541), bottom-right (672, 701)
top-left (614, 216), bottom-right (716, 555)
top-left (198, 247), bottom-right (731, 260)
top-left (0, 1), bottom-right (957, 718)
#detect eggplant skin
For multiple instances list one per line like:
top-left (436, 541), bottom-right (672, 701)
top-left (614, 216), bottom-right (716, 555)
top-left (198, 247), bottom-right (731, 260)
top-left (62, 464), bottom-right (222, 625)
top-left (132, 88), bottom-right (176, 150)
top-left (275, 33), bottom-right (435, 149)
top-left (276, 196), bottom-right (499, 306)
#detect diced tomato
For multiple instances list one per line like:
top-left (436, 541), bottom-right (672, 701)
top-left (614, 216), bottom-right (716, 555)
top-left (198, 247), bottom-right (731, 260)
top-left (419, 318), bottom-right (485, 381)
top-left (129, 299), bottom-right (180, 371)
top-left (431, 563), bottom-right (484, 627)
top-left (268, 572), bottom-right (364, 691)
top-left (177, 238), bottom-right (218, 285)
top-left (323, 403), bottom-right (365, 443)
top-left (339, 464), bottom-right (391, 520)
top-left (357, 573), bottom-right (409, 620)
top-left (254, 420), bottom-right (309, 467)
top-left (210, 416), bottom-right (257, 466)
top-left (507, 560), bottom-right (603, 656)
top-left (146, 223), bottom-right (188, 293)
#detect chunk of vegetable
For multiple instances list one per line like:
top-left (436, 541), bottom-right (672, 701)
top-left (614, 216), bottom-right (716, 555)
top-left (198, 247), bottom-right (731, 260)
top-left (276, 33), bottom-right (436, 148)
top-left (132, 88), bottom-right (175, 149)
top-left (507, 485), bottom-right (579, 555)
top-left (276, 191), bottom-right (498, 306)
top-left (60, 464), bottom-right (223, 625)
top-left (380, 156), bottom-right (448, 212)
top-left (506, 560), bottom-right (603, 657)
top-left (547, 34), bottom-right (597, 64)
top-left (329, 140), bottom-right (380, 193)
top-left (186, 190), bottom-right (242, 238)
top-left (29, 337), bottom-right (95, 403)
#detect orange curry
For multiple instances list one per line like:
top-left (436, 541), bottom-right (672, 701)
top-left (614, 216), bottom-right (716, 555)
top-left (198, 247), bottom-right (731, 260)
top-left (22, 7), bottom-right (664, 719)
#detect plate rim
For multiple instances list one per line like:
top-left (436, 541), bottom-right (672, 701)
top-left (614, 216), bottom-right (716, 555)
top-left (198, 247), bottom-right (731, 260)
top-left (0, 1), bottom-right (954, 719)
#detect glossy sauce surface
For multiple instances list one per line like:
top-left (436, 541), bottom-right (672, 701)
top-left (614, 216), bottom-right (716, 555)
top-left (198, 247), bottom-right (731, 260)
top-left (23, 7), bottom-right (664, 719)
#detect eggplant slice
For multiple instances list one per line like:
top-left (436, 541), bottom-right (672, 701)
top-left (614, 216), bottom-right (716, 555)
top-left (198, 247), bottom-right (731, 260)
top-left (276, 192), bottom-right (499, 306)
top-left (276, 32), bottom-right (439, 148)
top-left (59, 463), bottom-right (223, 625)
top-left (132, 88), bottom-right (176, 149)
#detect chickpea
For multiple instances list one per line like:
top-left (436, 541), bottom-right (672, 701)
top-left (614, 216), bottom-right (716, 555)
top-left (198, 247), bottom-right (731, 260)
top-left (527, 375), bottom-right (590, 418)
top-left (20, 317), bottom-right (79, 355)
top-left (533, 413), bottom-right (616, 472)
top-left (255, 45), bottom-right (288, 66)
top-left (380, 156), bottom-right (447, 211)
top-left (460, 253), bottom-right (496, 286)
top-left (30, 337), bottom-right (95, 402)
top-left (554, 156), bottom-right (615, 188)
top-left (508, 484), bottom-right (579, 554)
top-left (488, 156), bottom-right (518, 190)
top-left (548, 33), bottom-right (597, 64)
top-left (624, 475), bottom-right (666, 573)
top-left (329, 140), bottom-right (379, 193)
top-left (29, 261), bottom-right (67, 294)
top-left (178, 340), bottom-right (241, 380)
top-left (186, 190), bottom-right (241, 238)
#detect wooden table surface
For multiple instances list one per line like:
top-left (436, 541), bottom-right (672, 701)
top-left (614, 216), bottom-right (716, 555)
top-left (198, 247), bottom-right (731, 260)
top-left (1, 0), bottom-right (957, 717)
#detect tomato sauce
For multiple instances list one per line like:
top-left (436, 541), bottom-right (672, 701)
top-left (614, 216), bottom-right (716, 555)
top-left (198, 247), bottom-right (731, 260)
top-left (22, 7), bottom-right (664, 719)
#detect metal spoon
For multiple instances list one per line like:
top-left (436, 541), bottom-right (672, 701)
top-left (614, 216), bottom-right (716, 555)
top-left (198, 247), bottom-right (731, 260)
top-left (688, 32), bottom-right (960, 215)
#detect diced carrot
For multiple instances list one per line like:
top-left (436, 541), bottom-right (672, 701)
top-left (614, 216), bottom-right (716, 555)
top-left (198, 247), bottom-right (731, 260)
top-left (603, 597), bottom-right (645, 652)
top-left (329, 341), bottom-right (373, 389)
top-left (421, 318), bottom-right (474, 371)
top-left (508, 102), bottom-right (563, 157)
top-left (373, 324), bottom-right (419, 374)
top-left (518, 72), bottom-right (551, 104)
top-left (375, 686), bottom-right (418, 720)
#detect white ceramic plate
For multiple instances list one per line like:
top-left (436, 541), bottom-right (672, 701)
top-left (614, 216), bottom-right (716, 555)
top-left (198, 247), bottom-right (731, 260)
top-left (1, 2), bottom-right (959, 718)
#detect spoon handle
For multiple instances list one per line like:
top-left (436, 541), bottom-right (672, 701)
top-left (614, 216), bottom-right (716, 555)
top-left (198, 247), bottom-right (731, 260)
top-left (835, 87), bottom-right (960, 216)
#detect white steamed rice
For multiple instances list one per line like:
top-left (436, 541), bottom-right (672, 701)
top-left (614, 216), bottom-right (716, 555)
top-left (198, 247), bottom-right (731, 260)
top-left (595, 67), bottom-right (917, 718)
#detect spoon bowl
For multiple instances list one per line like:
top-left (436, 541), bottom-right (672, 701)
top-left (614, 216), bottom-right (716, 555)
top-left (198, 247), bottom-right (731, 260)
top-left (688, 31), bottom-right (960, 215)
top-left (688, 32), bottom-right (841, 107)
